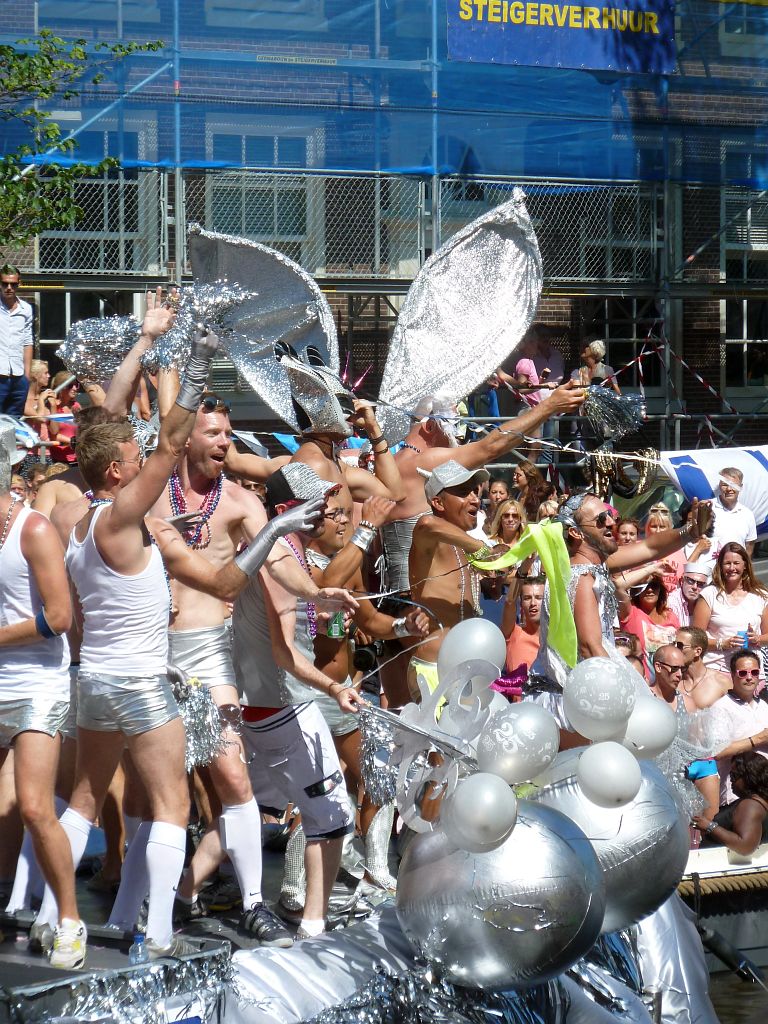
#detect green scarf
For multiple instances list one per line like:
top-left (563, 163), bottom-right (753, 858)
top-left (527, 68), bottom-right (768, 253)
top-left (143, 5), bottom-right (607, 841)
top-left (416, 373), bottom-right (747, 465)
top-left (467, 521), bottom-right (577, 668)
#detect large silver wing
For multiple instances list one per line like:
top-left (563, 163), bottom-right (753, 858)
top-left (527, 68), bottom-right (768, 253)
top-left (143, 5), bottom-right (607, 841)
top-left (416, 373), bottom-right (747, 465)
top-left (377, 189), bottom-right (542, 442)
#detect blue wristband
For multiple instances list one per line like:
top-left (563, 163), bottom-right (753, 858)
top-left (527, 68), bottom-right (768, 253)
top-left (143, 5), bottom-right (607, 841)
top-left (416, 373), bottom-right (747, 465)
top-left (35, 609), bottom-right (57, 639)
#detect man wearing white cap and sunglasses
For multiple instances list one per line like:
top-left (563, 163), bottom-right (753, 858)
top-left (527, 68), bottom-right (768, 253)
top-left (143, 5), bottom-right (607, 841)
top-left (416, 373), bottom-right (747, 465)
top-left (407, 460), bottom-right (503, 700)
top-left (668, 561), bottom-right (711, 627)
top-left (709, 467), bottom-right (757, 564)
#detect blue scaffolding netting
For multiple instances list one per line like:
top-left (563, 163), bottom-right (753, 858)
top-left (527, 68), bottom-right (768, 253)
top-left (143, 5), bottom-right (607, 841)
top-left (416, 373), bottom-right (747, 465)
top-left (1, 0), bottom-right (766, 185)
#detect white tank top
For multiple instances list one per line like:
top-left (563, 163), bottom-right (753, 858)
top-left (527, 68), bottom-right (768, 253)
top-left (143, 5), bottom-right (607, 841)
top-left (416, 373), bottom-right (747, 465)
top-left (66, 504), bottom-right (170, 676)
top-left (0, 504), bottom-right (69, 698)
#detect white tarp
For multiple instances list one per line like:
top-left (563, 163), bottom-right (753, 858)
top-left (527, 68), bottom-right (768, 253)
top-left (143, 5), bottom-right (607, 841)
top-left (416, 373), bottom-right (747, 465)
top-left (660, 445), bottom-right (768, 534)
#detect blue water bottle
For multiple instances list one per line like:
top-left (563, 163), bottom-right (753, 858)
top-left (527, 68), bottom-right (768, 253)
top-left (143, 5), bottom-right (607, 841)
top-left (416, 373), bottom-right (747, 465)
top-left (737, 630), bottom-right (749, 648)
top-left (128, 933), bottom-right (149, 965)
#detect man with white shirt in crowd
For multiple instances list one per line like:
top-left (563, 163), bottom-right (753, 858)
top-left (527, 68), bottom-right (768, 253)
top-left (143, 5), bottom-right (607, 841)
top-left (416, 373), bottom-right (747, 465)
top-left (668, 562), bottom-right (711, 627)
top-left (0, 265), bottom-right (33, 417)
top-left (712, 649), bottom-right (768, 807)
top-left (708, 468), bottom-right (757, 563)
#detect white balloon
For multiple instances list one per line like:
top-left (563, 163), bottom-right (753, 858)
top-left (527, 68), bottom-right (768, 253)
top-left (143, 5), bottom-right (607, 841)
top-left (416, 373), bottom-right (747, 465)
top-left (437, 619), bottom-right (506, 683)
top-left (441, 773), bottom-right (518, 853)
top-left (477, 703), bottom-right (560, 784)
top-left (563, 657), bottom-right (636, 741)
top-left (621, 697), bottom-right (678, 759)
top-left (577, 742), bottom-right (642, 808)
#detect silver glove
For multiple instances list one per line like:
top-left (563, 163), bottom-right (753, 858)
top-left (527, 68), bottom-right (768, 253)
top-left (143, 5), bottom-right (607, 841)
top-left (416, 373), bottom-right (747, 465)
top-left (175, 326), bottom-right (220, 410)
top-left (234, 497), bottom-right (325, 577)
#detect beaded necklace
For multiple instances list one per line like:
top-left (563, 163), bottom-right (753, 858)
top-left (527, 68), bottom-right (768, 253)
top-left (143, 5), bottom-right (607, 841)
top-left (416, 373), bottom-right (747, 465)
top-left (168, 471), bottom-right (223, 549)
top-left (401, 442), bottom-right (421, 454)
top-left (282, 535), bottom-right (318, 638)
top-left (453, 546), bottom-right (481, 620)
top-left (0, 495), bottom-right (20, 552)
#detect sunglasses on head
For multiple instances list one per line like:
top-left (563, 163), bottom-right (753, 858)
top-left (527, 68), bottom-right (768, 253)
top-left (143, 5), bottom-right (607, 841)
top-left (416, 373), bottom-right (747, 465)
top-left (200, 394), bottom-right (232, 413)
top-left (735, 668), bottom-right (760, 678)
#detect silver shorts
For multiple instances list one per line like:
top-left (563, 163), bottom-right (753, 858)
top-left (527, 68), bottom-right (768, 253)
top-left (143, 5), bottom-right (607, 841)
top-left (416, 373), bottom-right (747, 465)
top-left (0, 696), bottom-right (70, 748)
top-left (242, 702), bottom-right (353, 840)
top-left (168, 623), bottom-right (236, 691)
top-left (77, 671), bottom-right (179, 736)
top-left (61, 665), bottom-right (79, 741)
top-left (314, 679), bottom-right (359, 737)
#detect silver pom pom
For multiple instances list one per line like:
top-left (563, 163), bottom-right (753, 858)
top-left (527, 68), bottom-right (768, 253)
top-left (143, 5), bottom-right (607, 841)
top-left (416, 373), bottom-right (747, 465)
top-left (57, 315), bottom-right (140, 383)
top-left (582, 387), bottom-right (646, 442)
top-left (358, 705), bottom-right (399, 806)
top-left (169, 668), bottom-right (227, 771)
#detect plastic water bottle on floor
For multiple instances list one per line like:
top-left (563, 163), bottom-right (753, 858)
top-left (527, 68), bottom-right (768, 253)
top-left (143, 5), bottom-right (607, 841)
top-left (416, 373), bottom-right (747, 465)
top-left (128, 933), bottom-right (149, 965)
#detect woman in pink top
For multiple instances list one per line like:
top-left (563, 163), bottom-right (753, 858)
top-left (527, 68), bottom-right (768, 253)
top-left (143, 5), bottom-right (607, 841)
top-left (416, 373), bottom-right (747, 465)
top-left (618, 577), bottom-right (680, 677)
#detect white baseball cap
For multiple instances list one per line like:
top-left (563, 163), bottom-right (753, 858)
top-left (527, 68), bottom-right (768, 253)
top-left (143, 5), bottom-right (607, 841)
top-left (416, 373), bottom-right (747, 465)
top-left (419, 460), bottom-right (490, 501)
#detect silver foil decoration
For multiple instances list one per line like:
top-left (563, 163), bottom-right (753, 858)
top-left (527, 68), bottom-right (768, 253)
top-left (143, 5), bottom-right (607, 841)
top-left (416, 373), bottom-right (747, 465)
top-left (280, 354), bottom-right (354, 436)
top-left (395, 802), bottom-right (605, 990)
top-left (168, 665), bottom-right (227, 771)
top-left (143, 280), bottom-right (254, 372)
top-left (188, 223), bottom-right (339, 429)
top-left (358, 704), bottom-right (399, 806)
top-left (377, 190), bottom-right (543, 442)
top-left (128, 414), bottom-right (158, 457)
top-left (581, 387), bottom-right (646, 442)
top-left (57, 315), bottom-right (140, 384)
top-left (6, 940), bottom-right (232, 1023)
top-left (306, 966), bottom-right (566, 1024)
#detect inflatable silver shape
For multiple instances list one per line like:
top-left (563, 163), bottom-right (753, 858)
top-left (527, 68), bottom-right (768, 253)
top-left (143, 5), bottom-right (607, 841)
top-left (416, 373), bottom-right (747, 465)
top-left (529, 753), bottom-right (689, 934)
top-left (377, 190), bottom-right (543, 442)
top-left (476, 702), bottom-right (559, 784)
top-left (395, 802), bottom-right (605, 990)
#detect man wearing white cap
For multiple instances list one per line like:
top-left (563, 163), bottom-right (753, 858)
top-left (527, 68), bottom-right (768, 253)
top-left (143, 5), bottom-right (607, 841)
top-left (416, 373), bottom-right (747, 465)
top-left (407, 461), bottom-right (500, 699)
top-left (668, 562), bottom-right (712, 627)
top-left (708, 467), bottom-right (757, 562)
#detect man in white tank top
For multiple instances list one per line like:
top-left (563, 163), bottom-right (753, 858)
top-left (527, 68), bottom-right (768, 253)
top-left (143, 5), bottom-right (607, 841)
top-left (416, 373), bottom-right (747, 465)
top-left (0, 429), bottom-right (85, 968)
top-left (34, 306), bottom-right (221, 959)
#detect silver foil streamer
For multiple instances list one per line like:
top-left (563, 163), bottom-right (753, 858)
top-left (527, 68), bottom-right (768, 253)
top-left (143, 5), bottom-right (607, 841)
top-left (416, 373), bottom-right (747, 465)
top-left (169, 669), bottom-right (227, 771)
top-left (188, 224), bottom-right (339, 429)
top-left (6, 940), bottom-right (232, 1024)
top-left (358, 705), bottom-right (399, 806)
top-left (581, 387), bottom-right (646, 442)
top-left (305, 967), bottom-right (565, 1024)
top-left (377, 190), bottom-right (543, 442)
top-left (142, 280), bottom-right (254, 372)
top-left (57, 315), bottom-right (140, 384)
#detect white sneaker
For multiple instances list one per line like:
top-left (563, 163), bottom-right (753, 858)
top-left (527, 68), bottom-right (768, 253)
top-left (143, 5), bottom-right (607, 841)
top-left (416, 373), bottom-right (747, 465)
top-left (145, 934), bottom-right (198, 959)
top-left (49, 918), bottom-right (87, 969)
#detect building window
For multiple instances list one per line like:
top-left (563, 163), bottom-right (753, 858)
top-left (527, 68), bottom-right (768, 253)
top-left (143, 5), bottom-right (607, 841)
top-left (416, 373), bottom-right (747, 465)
top-left (719, 3), bottom-right (768, 57)
top-left (580, 297), bottom-right (663, 391)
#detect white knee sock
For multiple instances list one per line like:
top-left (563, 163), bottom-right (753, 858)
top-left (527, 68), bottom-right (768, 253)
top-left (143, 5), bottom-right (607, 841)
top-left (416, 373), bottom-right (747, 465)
top-left (145, 821), bottom-right (186, 948)
top-left (220, 799), bottom-right (263, 910)
top-left (107, 821), bottom-right (151, 930)
top-left (36, 807), bottom-right (92, 927)
top-left (6, 795), bottom-right (67, 913)
top-left (123, 814), bottom-right (141, 848)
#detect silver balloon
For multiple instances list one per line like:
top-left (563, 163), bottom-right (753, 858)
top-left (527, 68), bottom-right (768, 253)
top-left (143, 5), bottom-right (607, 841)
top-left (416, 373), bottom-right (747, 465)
top-left (477, 703), bottom-right (559, 784)
top-left (396, 801), bottom-right (605, 990)
top-left (529, 753), bottom-right (689, 934)
top-left (563, 656), bottom-right (636, 741)
top-left (436, 619), bottom-right (507, 686)
top-left (621, 695), bottom-right (678, 759)
top-left (576, 741), bottom-right (642, 808)
top-left (440, 772), bottom-right (517, 853)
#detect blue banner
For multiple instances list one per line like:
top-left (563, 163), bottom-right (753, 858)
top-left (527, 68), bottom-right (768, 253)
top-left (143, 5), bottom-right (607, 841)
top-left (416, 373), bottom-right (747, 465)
top-left (447, 0), bottom-right (677, 74)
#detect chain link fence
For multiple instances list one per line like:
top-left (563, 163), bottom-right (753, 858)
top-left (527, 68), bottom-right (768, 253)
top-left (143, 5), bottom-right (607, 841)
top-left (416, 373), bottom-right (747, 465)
top-left (440, 178), bottom-right (661, 283)
top-left (182, 171), bottom-right (424, 280)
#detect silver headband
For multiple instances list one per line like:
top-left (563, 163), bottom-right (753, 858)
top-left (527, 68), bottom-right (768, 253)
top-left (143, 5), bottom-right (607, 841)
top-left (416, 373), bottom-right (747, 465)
top-left (553, 492), bottom-right (590, 529)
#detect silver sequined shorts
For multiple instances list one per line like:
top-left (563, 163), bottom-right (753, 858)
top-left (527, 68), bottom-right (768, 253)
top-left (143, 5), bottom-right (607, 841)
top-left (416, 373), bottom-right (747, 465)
top-left (77, 671), bottom-right (179, 736)
top-left (168, 623), bottom-right (236, 691)
top-left (0, 696), bottom-right (70, 749)
top-left (314, 679), bottom-right (360, 737)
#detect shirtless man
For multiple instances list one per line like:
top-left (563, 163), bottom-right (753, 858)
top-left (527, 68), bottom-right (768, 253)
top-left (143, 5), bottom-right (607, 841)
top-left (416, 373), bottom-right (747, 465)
top-left (407, 461), bottom-right (499, 699)
top-left (151, 392), bottom-right (356, 942)
top-left (380, 383), bottom-right (585, 596)
top-left (0, 429), bottom-right (82, 968)
top-left (676, 625), bottom-right (731, 708)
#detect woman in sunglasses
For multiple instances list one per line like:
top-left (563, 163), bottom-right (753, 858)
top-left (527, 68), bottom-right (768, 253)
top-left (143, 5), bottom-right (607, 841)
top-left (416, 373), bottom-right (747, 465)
top-left (48, 371), bottom-right (82, 465)
top-left (644, 502), bottom-right (710, 592)
top-left (617, 573), bottom-right (680, 677)
top-left (692, 542), bottom-right (768, 672)
top-left (708, 650), bottom-right (768, 809)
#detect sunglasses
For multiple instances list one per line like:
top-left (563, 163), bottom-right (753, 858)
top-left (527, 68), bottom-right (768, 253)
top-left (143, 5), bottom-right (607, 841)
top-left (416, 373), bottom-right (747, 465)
top-left (200, 394), bottom-right (232, 413)
top-left (583, 510), bottom-right (615, 528)
top-left (682, 576), bottom-right (706, 588)
top-left (735, 668), bottom-right (760, 678)
top-left (674, 641), bottom-right (692, 650)
top-left (615, 637), bottom-right (634, 648)
top-left (323, 508), bottom-right (349, 522)
top-left (2, 280), bottom-right (19, 289)
top-left (655, 662), bottom-right (684, 673)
